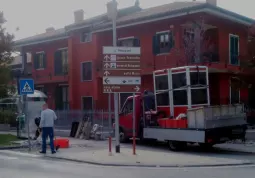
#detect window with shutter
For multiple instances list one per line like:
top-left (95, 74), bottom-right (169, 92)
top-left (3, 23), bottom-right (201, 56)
top-left (153, 31), bottom-right (174, 55)
top-left (82, 96), bottom-right (93, 110)
top-left (80, 32), bottom-right (92, 43)
top-left (34, 52), bottom-right (46, 70)
top-left (54, 49), bottom-right (68, 76)
top-left (54, 51), bottom-right (62, 75)
top-left (117, 37), bottom-right (140, 47)
top-left (229, 34), bottom-right (239, 65)
top-left (81, 62), bottom-right (92, 81)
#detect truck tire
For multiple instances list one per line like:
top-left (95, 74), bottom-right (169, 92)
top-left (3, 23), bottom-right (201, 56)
top-left (119, 128), bottom-right (129, 143)
top-left (168, 141), bottom-right (187, 151)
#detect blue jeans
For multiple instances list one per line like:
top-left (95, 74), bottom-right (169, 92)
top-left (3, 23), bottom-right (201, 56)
top-left (42, 127), bottom-right (55, 153)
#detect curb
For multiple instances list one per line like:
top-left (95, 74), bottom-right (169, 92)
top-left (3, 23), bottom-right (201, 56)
top-left (44, 155), bottom-right (253, 168)
top-left (0, 145), bottom-right (28, 150)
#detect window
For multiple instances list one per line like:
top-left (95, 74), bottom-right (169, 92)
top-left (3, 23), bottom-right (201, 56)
top-left (155, 75), bottom-right (169, 106)
top-left (229, 34), bottom-right (239, 65)
top-left (230, 78), bottom-right (240, 104)
top-left (82, 96), bottom-right (93, 110)
top-left (119, 93), bottom-right (132, 110)
top-left (172, 73), bottom-right (187, 105)
top-left (155, 75), bottom-right (168, 90)
top-left (183, 28), bottom-right (195, 46)
top-left (54, 49), bottom-right (68, 76)
top-left (191, 89), bottom-right (208, 105)
top-left (81, 32), bottom-right (92, 43)
top-left (190, 72), bottom-right (206, 86)
top-left (183, 28), bottom-right (195, 62)
top-left (156, 92), bottom-right (169, 106)
top-left (117, 37), bottom-right (140, 47)
top-left (172, 73), bottom-right (186, 89)
top-left (153, 31), bottom-right (174, 55)
top-left (121, 99), bottom-right (133, 115)
top-left (173, 90), bottom-right (187, 105)
top-left (190, 72), bottom-right (208, 105)
top-left (34, 52), bottom-right (46, 70)
top-left (81, 62), bottom-right (92, 81)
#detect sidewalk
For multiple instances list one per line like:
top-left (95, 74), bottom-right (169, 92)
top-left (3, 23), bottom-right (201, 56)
top-left (33, 137), bottom-right (251, 167)
top-left (216, 141), bottom-right (255, 154)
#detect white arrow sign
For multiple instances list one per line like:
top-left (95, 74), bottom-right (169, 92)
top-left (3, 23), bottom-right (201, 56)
top-left (104, 55), bottom-right (110, 61)
top-left (104, 63), bottom-right (110, 68)
top-left (103, 77), bottom-right (141, 85)
top-left (104, 71), bottom-right (110, 76)
top-left (134, 86), bottom-right (140, 92)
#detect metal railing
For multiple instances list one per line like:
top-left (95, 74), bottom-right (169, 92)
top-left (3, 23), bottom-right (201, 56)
top-left (54, 110), bottom-right (115, 135)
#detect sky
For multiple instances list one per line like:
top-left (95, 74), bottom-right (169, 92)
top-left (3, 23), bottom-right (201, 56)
top-left (1, 0), bottom-right (255, 40)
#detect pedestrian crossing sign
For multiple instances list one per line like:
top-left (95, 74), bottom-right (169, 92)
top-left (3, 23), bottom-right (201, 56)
top-left (19, 79), bottom-right (34, 95)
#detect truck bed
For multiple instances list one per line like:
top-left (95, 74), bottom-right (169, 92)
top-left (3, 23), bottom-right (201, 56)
top-left (187, 105), bottom-right (247, 129)
top-left (143, 125), bottom-right (247, 144)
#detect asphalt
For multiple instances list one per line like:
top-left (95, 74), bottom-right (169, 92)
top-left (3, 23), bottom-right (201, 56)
top-left (1, 151), bottom-right (255, 178)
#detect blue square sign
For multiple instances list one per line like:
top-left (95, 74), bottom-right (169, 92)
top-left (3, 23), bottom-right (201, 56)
top-left (19, 79), bottom-right (34, 95)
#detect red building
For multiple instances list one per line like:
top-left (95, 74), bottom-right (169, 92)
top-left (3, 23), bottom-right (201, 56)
top-left (14, 0), bottom-right (255, 111)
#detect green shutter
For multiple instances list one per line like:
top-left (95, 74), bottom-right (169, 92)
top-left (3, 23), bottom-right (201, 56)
top-left (133, 38), bottom-right (140, 47)
top-left (43, 52), bottom-right (47, 69)
top-left (230, 36), bottom-right (235, 64)
top-left (152, 35), bottom-right (159, 55)
top-left (33, 53), bottom-right (38, 69)
top-left (170, 31), bottom-right (175, 48)
top-left (54, 51), bottom-right (62, 75)
top-left (230, 36), bottom-right (239, 65)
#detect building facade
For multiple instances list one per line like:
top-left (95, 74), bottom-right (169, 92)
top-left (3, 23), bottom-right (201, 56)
top-left (14, 1), bottom-right (255, 111)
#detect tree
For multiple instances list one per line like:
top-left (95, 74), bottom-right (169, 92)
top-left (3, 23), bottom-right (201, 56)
top-left (0, 12), bottom-right (15, 98)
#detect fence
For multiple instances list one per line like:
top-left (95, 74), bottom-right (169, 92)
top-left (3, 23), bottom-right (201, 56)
top-left (54, 110), bottom-right (115, 134)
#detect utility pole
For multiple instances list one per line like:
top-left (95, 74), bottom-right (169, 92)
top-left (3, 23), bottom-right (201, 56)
top-left (107, 0), bottom-right (120, 153)
top-left (21, 51), bottom-right (31, 151)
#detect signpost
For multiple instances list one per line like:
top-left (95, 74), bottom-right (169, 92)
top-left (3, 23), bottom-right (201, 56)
top-left (103, 46), bottom-right (141, 154)
top-left (102, 47), bottom-right (141, 93)
top-left (19, 79), bottom-right (34, 151)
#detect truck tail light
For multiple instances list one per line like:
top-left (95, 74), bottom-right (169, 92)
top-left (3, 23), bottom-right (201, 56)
top-left (207, 138), bottom-right (213, 143)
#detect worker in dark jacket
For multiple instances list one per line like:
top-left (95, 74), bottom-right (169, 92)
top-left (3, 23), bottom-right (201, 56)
top-left (143, 90), bottom-right (155, 111)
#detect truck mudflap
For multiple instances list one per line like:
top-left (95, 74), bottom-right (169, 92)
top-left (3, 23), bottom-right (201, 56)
top-left (204, 125), bottom-right (247, 144)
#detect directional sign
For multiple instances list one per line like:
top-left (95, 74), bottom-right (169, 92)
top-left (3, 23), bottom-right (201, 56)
top-left (103, 77), bottom-right (141, 85)
top-left (103, 47), bottom-right (140, 55)
top-left (19, 79), bottom-right (34, 95)
top-left (103, 46), bottom-right (141, 93)
top-left (103, 85), bottom-right (140, 93)
top-left (103, 61), bottom-right (140, 69)
top-left (103, 70), bottom-right (141, 76)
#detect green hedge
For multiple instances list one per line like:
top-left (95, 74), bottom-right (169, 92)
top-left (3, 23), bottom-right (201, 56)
top-left (0, 110), bottom-right (16, 126)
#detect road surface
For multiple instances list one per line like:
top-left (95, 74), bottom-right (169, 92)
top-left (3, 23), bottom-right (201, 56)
top-left (0, 151), bottom-right (255, 178)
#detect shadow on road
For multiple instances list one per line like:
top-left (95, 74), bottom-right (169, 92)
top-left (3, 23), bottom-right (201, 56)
top-left (121, 141), bottom-right (255, 162)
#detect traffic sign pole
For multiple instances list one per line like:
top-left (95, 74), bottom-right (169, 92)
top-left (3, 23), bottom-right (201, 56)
top-left (24, 95), bottom-right (31, 151)
top-left (111, 0), bottom-right (120, 153)
top-left (19, 79), bottom-right (34, 152)
top-left (132, 93), bottom-right (136, 155)
top-left (106, 0), bottom-right (141, 154)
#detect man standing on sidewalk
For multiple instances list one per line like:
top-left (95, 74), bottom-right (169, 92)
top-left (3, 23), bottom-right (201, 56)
top-left (39, 103), bottom-right (57, 154)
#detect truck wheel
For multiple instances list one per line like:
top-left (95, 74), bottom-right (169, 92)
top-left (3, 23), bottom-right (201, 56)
top-left (119, 128), bottom-right (129, 143)
top-left (168, 141), bottom-right (187, 151)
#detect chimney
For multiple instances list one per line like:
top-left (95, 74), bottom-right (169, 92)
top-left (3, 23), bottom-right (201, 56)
top-left (74, 9), bottom-right (84, 23)
top-left (206, 0), bottom-right (217, 6)
top-left (46, 27), bottom-right (55, 33)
